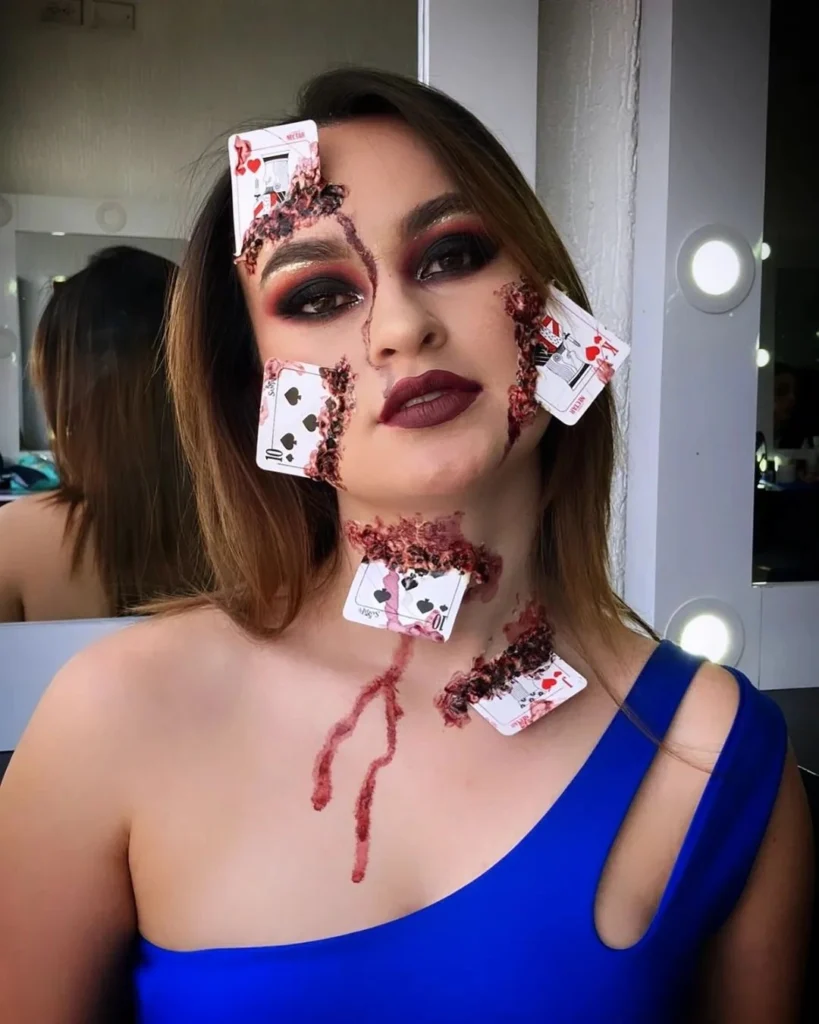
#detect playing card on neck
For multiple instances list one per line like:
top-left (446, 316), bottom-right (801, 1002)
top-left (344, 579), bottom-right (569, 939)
top-left (256, 360), bottom-right (331, 478)
top-left (343, 559), bottom-right (470, 642)
top-left (473, 653), bottom-right (587, 736)
top-left (534, 288), bottom-right (630, 426)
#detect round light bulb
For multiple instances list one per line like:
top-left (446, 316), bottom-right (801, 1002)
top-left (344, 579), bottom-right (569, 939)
top-left (679, 613), bottom-right (730, 662)
top-left (760, 242), bottom-right (771, 260)
top-left (690, 240), bottom-right (742, 296)
top-left (756, 347), bottom-right (771, 368)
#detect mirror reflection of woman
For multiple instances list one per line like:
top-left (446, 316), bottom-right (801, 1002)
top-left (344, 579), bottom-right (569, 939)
top-left (0, 72), bottom-right (811, 1022)
top-left (0, 246), bottom-right (208, 623)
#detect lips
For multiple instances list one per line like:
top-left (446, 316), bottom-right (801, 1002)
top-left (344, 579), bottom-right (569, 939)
top-left (379, 370), bottom-right (482, 429)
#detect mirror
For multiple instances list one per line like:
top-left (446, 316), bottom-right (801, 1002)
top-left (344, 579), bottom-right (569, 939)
top-left (753, 3), bottom-right (819, 584)
top-left (0, 0), bottom-right (416, 623)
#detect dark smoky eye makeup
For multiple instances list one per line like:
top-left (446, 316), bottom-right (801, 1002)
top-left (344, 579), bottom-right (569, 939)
top-left (408, 219), bottom-right (500, 282)
top-left (265, 268), bottom-right (364, 321)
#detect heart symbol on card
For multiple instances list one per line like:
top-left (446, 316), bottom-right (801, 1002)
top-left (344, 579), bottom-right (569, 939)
top-left (541, 676), bottom-right (558, 691)
top-left (416, 598), bottom-right (434, 614)
top-left (285, 387), bottom-right (301, 406)
top-left (280, 433), bottom-right (297, 450)
top-left (373, 589), bottom-right (391, 604)
top-left (302, 414), bottom-right (318, 432)
top-left (247, 158), bottom-right (261, 173)
top-left (235, 166), bottom-right (246, 176)
top-left (585, 345), bottom-right (601, 362)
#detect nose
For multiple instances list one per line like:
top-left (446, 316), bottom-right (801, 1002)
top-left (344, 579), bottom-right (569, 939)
top-left (367, 271), bottom-right (447, 366)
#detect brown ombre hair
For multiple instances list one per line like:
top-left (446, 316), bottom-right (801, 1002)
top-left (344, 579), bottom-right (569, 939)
top-left (168, 68), bottom-right (648, 643)
top-left (31, 245), bottom-right (209, 615)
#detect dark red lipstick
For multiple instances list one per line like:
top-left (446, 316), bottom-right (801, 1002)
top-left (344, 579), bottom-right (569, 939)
top-left (379, 369), bottom-right (482, 429)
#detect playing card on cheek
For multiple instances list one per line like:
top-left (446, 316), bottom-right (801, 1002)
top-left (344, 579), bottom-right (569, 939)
top-left (472, 653), bottom-right (587, 736)
top-left (534, 288), bottom-right (630, 426)
top-left (229, 120), bottom-right (319, 255)
top-left (256, 360), bottom-right (331, 478)
top-left (342, 560), bottom-right (470, 642)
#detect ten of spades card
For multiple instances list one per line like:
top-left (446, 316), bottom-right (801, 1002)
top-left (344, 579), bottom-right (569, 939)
top-left (534, 288), bottom-right (630, 426)
top-left (343, 560), bottom-right (470, 642)
top-left (256, 360), bottom-right (331, 478)
top-left (229, 120), bottom-right (319, 255)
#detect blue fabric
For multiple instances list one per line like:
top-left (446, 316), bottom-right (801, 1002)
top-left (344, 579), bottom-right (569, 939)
top-left (132, 641), bottom-right (787, 1023)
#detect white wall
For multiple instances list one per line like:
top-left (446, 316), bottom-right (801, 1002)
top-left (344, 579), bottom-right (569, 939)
top-left (536, 0), bottom-right (640, 594)
top-left (0, 0), bottom-right (416, 206)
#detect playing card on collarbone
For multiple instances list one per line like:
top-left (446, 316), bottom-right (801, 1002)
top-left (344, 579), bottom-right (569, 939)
top-left (534, 287), bottom-right (630, 426)
top-left (342, 559), bottom-right (471, 642)
top-left (256, 359), bottom-right (332, 479)
top-left (472, 653), bottom-right (587, 736)
top-left (228, 120), bottom-right (319, 256)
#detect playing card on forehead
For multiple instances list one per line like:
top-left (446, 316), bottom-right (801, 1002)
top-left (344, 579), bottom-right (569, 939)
top-left (534, 288), bottom-right (630, 426)
top-left (229, 120), bottom-right (319, 256)
top-left (342, 559), bottom-right (470, 642)
top-left (473, 654), bottom-right (587, 736)
top-left (256, 360), bottom-right (331, 478)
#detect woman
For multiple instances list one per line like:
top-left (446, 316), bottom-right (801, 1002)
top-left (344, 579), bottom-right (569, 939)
top-left (0, 70), bottom-right (811, 1022)
top-left (0, 246), bottom-right (207, 621)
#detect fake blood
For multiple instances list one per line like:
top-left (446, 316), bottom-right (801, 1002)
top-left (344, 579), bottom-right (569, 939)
top-left (306, 356), bottom-right (356, 488)
top-left (501, 279), bottom-right (546, 453)
top-left (434, 600), bottom-right (554, 727)
top-left (312, 634), bottom-right (414, 883)
top-left (336, 211), bottom-right (378, 366)
top-left (344, 512), bottom-right (502, 594)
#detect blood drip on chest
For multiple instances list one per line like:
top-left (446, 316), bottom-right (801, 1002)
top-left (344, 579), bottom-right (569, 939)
top-left (434, 600), bottom-right (554, 727)
top-left (236, 160), bottom-right (347, 275)
top-left (344, 512), bottom-right (502, 595)
top-left (500, 279), bottom-right (547, 453)
top-left (312, 634), bottom-right (414, 883)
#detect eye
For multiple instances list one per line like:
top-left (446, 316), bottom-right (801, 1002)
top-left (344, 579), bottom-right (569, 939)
top-left (416, 232), bottom-right (499, 282)
top-left (276, 277), bottom-right (362, 320)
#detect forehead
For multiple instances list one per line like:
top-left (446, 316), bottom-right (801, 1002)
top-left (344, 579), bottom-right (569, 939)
top-left (317, 117), bottom-right (454, 225)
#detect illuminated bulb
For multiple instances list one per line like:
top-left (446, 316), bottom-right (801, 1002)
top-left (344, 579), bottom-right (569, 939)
top-left (760, 242), bottom-right (771, 260)
top-left (690, 240), bottom-right (742, 296)
top-left (756, 347), bottom-right (771, 368)
top-left (52, 275), bottom-right (66, 284)
top-left (679, 613), bottom-right (730, 663)
top-left (51, 231), bottom-right (66, 237)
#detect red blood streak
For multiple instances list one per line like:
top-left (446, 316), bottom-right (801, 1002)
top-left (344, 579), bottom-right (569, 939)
top-left (344, 512), bottom-right (502, 594)
top-left (312, 634), bottom-right (414, 883)
top-left (335, 212), bottom-right (378, 367)
top-left (500, 279), bottom-right (546, 454)
top-left (434, 600), bottom-right (554, 727)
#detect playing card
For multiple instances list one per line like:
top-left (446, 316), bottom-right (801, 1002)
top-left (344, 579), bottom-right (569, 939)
top-left (534, 288), bottom-right (630, 426)
top-left (229, 120), bottom-right (319, 255)
top-left (343, 559), bottom-right (470, 642)
top-left (256, 360), bottom-right (331, 478)
top-left (472, 653), bottom-right (587, 736)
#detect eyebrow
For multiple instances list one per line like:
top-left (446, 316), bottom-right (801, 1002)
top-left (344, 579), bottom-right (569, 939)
top-left (259, 238), bottom-right (350, 284)
top-left (401, 192), bottom-right (476, 239)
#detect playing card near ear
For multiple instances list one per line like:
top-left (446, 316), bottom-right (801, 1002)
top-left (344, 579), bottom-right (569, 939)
top-left (534, 288), bottom-right (630, 426)
top-left (473, 654), bottom-right (587, 736)
top-left (343, 559), bottom-right (470, 642)
top-left (256, 359), bottom-right (331, 478)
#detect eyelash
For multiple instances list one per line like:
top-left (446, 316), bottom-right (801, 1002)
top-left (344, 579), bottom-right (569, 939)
top-left (274, 231), bottom-right (499, 321)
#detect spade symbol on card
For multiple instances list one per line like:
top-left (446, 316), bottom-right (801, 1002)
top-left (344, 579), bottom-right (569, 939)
top-left (373, 588), bottom-right (391, 604)
top-left (401, 576), bottom-right (419, 592)
top-left (285, 387), bottom-right (301, 406)
top-left (286, 454), bottom-right (294, 462)
top-left (280, 433), bottom-right (297, 450)
top-left (416, 598), bottom-right (434, 614)
top-left (302, 414), bottom-right (318, 432)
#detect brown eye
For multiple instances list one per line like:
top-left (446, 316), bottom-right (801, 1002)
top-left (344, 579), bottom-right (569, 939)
top-left (417, 232), bottom-right (499, 281)
top-left (277, 278), bottom-right (362, 320)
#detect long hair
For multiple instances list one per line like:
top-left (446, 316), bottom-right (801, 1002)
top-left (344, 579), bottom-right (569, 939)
top-left (30, 245), bottom-right (210, 615)
top-left (167, 68), bottom-right (650, 644)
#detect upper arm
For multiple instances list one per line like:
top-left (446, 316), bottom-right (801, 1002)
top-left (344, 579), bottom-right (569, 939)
top-left (696, 749), bottom-right (814, 1023)
top-left (0, 647), bottom-right (139, 1023)
top-left (0, 500), bottom-right (26, 621)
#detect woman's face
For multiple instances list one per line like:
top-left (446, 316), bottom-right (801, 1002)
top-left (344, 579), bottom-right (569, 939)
top-left (240, 116), bottom-right (548, 504)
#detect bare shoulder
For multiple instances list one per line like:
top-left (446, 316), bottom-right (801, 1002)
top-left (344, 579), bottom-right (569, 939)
top-left (0, 492), bottom-right (69, 539)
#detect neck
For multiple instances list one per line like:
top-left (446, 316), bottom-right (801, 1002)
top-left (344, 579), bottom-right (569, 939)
top-left (326, 452), bottom-right (545, 666)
